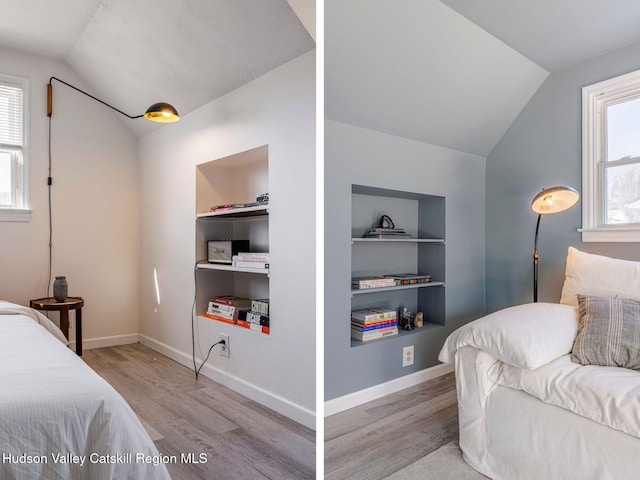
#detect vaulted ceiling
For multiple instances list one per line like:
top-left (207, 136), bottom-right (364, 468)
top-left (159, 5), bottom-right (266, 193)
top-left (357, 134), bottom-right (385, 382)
top-left (5, 1), bottom-right (640, 152)
top-left (326, 0), bottom-right (640, 157)
top-left (0, 0), bottom-right (315, 137)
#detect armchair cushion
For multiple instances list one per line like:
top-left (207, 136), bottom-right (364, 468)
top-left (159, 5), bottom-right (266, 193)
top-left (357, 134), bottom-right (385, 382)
top-left (439, 302), bottom-right (578, 369)
top-left (561, 247), bottom-right (640, 307)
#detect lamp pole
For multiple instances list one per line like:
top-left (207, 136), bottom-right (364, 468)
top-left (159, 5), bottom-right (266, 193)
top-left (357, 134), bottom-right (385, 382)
top-left (533, 213), bottom-right (541, 303)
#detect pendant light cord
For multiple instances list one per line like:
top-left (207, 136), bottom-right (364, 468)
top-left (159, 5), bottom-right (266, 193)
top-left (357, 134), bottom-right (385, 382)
top-left (47, 111), bottom-right (53, 298)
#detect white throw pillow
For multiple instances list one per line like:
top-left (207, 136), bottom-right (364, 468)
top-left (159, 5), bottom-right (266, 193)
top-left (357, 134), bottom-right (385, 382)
top-left (439, 302), bottom-right (579, 369)
top-left (560, 247), bottom-right (640, 307)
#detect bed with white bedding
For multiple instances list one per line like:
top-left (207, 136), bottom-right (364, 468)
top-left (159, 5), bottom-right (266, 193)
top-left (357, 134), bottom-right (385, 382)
top-left (0, 301), bottom-right (171, 480)
top-left (439, 248), bottom-right (640, 480)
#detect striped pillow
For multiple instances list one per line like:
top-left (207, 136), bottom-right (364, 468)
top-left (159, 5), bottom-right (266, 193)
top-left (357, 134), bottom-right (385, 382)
top-left (571, 294), bottom-right (640, 369)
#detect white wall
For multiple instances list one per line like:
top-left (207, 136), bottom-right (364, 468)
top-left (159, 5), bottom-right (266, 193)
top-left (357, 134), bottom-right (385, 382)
top-left (0, 47), bottom-right (140, 345)
top-left (138, 51), bottom-right (316, 428)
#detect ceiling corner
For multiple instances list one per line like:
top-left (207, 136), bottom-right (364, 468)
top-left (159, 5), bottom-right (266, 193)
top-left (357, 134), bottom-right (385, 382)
top-left (287, 0), bottom-right (316, 41)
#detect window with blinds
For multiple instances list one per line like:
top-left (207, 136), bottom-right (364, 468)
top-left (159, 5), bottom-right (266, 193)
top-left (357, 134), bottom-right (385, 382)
top-left (0, 75), bottom-right (28, 214)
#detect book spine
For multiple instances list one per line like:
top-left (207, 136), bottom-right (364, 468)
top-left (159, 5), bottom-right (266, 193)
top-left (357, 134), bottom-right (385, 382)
top-left (351, 310), bottom-right (396, 322)
top-left (203, 312), bottom-right (235, 325)
top-left (214, 296), bottom-right (251, 307)
top-left (251, 300), bottom-right (270, 315)
top-left (396, 278), bottom-right (432, 285)
top-left (246, 311), bottom-right (269, 325)
top-left (236, 319), bottom-right (250, 329)
top-left (350, 313), bottom-right (383, 322)
top-left (232, 260), bottom-right (269, 269)
top-left (213, 297), bottom-right (235, 306)
top-left (351, 325), bottom-right (398, 335)
top-left (350, 320), bottom-right (398, 331)
top-left (351, 328), bottom-right (399, 341)
top-left (352, 281), bottom-right (396, 289)
top-left (351, 327), bottom-right (399, 338)
top-left (236, 253), bottom-right (270, 262)
top-left (370, 309), bottom-right (398, 320)
top-left (352, 278), bottom-right (396, 285)
top-left (208, 308), bottom-right (234, 320)
top-left (208, 301), bottom-right (234, 312)
top-left (236, 319), bottom-right (269, 335)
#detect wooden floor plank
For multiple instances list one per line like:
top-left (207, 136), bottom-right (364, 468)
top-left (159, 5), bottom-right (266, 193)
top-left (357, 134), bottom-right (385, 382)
top-left (83, 343), bottom-right (315, 480)
top-left (325, 372), bottom-right (458, 480)
top-left (189, 387), bottom-right (316, 472)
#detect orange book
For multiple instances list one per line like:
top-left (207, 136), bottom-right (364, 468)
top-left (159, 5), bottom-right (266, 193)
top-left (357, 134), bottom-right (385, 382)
top-left (203, 312), bottom-right (235, 325)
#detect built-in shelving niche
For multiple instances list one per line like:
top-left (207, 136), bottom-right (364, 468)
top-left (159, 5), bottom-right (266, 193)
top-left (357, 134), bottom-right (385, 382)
top-left (195, 145), bottom-right (270, 334)
top-left (350, 184), bottom-right (446, 347)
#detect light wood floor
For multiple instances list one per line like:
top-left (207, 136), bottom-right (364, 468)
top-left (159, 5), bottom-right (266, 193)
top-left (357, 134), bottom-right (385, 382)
top-left (83, 343), bottom-right (315, 480)
top-left (325, 372), bottom-right (458, 480)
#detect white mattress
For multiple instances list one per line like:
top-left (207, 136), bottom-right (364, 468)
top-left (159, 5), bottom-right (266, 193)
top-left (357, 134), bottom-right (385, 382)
top-left (0, 306), bottom-right (171, 480)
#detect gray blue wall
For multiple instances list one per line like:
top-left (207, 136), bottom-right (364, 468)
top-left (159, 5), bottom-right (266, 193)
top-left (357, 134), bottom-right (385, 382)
top-left (325, 120), bottom-right (486, 400)
top-left (486, 41), bottom-right (640, 313)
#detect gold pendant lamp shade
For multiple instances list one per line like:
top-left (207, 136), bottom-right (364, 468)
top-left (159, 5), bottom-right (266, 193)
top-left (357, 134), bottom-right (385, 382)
top-left (144, 102), bottom-right (180, 123)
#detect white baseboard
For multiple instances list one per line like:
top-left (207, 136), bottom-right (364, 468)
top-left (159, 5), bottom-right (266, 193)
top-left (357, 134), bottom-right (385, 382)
top-left (70, 333), bottom-right (140, 351)
top-left (324, 363), bottom-right (455, 417)
top-left (139, 334), bottom-right (316, 430)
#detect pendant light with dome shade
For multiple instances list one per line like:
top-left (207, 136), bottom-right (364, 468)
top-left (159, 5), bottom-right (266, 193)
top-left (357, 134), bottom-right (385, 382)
top-left (44, 76), bottom-right (179, 298)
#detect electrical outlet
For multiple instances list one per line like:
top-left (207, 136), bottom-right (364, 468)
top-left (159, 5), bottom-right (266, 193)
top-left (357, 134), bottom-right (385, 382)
top-left (403, 345), bottom-right (414, 367)
top-left (219, 333), bottom-right (230, 357)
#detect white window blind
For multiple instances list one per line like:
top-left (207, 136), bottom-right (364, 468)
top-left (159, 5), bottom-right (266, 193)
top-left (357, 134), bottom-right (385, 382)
top-left (0, 75), bottom-right (29, 220)
top-left (0, 83), bottom-right (24, 148)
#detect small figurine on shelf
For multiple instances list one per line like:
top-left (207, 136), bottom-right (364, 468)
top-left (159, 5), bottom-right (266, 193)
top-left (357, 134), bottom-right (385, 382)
top-left (399, 307), bottom-right (414, 331)
top-left (414, 312), bottom-right (423, 328)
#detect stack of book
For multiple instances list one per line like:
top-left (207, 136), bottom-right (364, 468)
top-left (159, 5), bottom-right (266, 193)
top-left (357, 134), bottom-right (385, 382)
top-left (204, 296), bottom-right (252, 325)
top-left (205, 296), bottom-right (270, 335)
top-left (232, 252), bottom-right (269, 270)
top-left (351, 308), bottom-right (398, 342)
top-left (238, 299), bottom-right (270, 334)
top-left (209, 197), bottom-right (268, 213)
top-left (363, 227), bottom-right (412, 239)
top-left (352, 276), bottom-right (397, 290)
top-left (383, 273), bottom-right (432, 285)
top-left (209, 203), bottom-right (246, 213)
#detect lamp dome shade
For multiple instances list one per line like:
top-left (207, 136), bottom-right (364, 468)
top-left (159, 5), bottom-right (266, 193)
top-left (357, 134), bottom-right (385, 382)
top-left (531, 185), bottom-right (580, 214)
top-left (144, 102), bottom-right (180, 123)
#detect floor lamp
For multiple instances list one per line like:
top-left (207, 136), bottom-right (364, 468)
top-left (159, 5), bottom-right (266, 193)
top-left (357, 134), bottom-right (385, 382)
top-left (531, 185), bottom-right (580, 302)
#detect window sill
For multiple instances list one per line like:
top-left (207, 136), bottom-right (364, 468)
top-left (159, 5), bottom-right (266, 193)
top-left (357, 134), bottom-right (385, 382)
top-left (0, 208), bottom-right (32, 222)
top-left (579, 227), bottom-right (640, 243)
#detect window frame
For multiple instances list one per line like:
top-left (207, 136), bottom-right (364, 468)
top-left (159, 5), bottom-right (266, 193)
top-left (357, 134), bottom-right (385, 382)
top-left (581, 69), bottom-right (640, 242)
top-left (0, 74), bottom-right (30, 222)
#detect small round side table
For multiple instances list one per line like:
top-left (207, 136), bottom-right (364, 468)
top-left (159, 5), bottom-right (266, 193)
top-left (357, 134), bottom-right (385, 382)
top-left (30, 297), bottom-right (84, 356)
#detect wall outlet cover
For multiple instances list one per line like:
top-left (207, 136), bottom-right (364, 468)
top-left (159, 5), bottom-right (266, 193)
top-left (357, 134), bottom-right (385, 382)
top-left (403, 345), bottom-right (414, 367)
top-left (219, 333), bottom-right (230, 357)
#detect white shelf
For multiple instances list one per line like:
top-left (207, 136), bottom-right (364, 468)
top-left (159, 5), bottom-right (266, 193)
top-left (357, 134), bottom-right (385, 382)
top-left (197, 316), bottom-right (271, 336)
top-left (352, 238), bottom-right (444, 244)
top-left (351, 281), bottom-right (445, 295)
top-left (196, 205), bottom-right (269, 219)
top-left (197, 263), bottom-right (270, 275)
